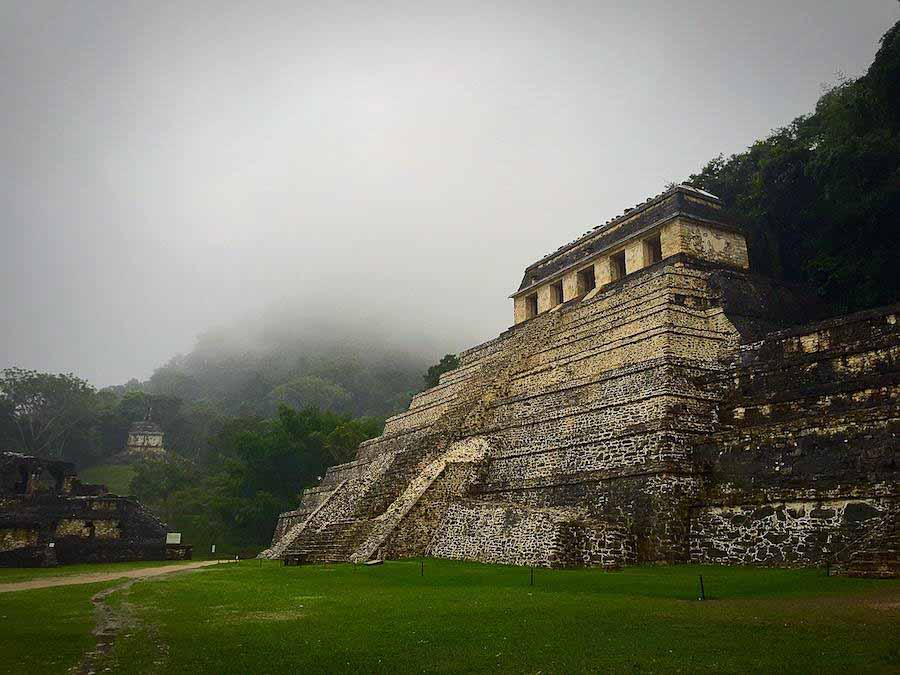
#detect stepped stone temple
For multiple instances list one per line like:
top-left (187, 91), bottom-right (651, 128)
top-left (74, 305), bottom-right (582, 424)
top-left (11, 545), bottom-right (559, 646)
top-left (263, 185), bottom-right (898, 577)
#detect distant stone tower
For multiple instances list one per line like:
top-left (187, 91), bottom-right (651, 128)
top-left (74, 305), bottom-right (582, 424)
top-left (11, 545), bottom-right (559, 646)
top-left (123, 410), bottom-right (167, 460)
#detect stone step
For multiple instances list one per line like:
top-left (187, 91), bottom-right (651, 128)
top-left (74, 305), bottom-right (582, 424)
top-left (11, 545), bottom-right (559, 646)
top-left (719, 393), bottom-right (899, 429)
top-left (723, 370), bottom-right (900, 407)
top-left (747, 326), bottom-right (899, 363)
top-left (700, 406), bottom-right (897, 446)
top-left (844, 561), bottom-right (900, 578)
top-left (285, 516), bottom-right (373, 564)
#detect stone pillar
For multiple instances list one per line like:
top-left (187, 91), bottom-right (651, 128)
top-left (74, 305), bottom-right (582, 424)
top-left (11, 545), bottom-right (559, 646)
top-left (594, 256), bottom-right (613, 288)
top-left (537, 284), bottom-right (555, 313)
top-left (660, 220), bottom-right (683, 259)
top-left (562, 271), bottom-right (579, 301)
top-left (625, 239), bottom-right (644, 275)
top-left (513, 296), bottom-right (527, 324)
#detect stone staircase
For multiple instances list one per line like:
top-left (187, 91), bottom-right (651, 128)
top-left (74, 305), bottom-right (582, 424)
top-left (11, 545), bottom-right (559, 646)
top-left (257, 479), bottom-right (349, 559)
top-left (349, 439), bottom-right (488, 563)
top-left (286, 518), bottom-right (366, 564)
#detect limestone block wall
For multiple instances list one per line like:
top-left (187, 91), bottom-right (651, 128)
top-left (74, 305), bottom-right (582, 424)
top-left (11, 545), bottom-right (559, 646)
top-left (472, 470), bottom-right (702, 563)
top-left (593, 258), bottom-right (614, 288)
top-left (624, 239), bottom-right (644, 275)
top-left (563, 270), bottom-right (580, 301)
top-left (537, 283), bottom-right (557, 313)
top-left (427, 501), bottom-right (634, 568)
top-left (667, 218), bottom-right (748, 270)
top-left (690, 305), bottom-right (900, 566)
top-left (0, 527), bottom-right (39, 554)
top-left (1, 495), bottom-right (167, 566)
top-left (513, 295), bottom-right (528, 325)
top-left (690, 497), bottom-right (894, 566)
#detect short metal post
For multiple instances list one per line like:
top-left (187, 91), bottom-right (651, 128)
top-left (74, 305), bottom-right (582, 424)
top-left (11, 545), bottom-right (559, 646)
top-left (530, 566), bottom-right (534, 586)
top-left (421, 559), bottom-right (424, 577)
top-left (698, 575), bottom-right (706, 601)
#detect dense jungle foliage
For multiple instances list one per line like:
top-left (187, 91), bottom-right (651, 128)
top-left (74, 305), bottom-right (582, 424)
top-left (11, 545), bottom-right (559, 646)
top-left (686, 19), bottom-right (900, 314)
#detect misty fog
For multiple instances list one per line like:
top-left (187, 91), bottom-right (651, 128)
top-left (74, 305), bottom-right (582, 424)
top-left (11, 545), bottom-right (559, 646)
top-left (2, 1), bottom-right (896, 386)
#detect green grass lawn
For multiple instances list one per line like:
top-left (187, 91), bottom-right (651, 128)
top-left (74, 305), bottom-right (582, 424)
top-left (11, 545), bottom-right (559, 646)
top-left (78, 463), bottom-right (137, 495)
top-left (0, 580), bottom-right (121, 674)
top-left (1, 559), bottom-right (897, 674)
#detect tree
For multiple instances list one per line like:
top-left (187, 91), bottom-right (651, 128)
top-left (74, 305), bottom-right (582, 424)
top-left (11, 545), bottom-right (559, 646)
top-left (208, 406), bottom-right (337, 546)
top-left (423, 354), bottom-right (460, 389)
top-left (0, 368), bottom-right (96, 458)
top-left (130, 455), bottom-right (196, 522)
top-left (324, 417), bottom-right (383, 462)
top-left (269, 375), bottom-right (354, 415)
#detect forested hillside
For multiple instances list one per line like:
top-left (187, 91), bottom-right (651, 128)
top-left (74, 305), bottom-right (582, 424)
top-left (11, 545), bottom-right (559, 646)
top-left (686, 19), bottom-right (900, 314)
top-left (137, 320), bottom-right (428, 420)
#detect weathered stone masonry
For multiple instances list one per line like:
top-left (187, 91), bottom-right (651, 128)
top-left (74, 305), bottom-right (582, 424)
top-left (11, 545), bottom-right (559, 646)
top-left (263, 185), bottom-right (898, 576)
top-left (1, 452), bottom-right (170, 566)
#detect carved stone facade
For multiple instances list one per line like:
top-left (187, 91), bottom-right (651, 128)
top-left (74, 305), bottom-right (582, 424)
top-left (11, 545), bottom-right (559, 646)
top-left (0, 452), bottom-right (170, 566)
top-left (263, 185), bottom-right (898, 576)
top-left (512, 185), bottom-right (748, 324)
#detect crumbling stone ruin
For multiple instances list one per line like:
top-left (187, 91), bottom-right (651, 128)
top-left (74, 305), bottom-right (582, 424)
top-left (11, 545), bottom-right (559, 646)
top-left (263, 185), bottom-right (898, 577)
top-left (0, 451), bottom-right (170, 566)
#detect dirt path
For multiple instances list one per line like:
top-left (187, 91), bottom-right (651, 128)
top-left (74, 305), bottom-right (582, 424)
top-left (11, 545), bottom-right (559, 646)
top-left (73, 577), bottom-right (141, 675)
top-left (71, 561), bottom-right (231, 674)
top-left (0, 560), bottom-right (226, 593)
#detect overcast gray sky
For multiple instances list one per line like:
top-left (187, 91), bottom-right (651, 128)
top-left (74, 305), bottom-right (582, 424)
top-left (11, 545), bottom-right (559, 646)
top-left (2, 1), bottom-right (897, 386)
